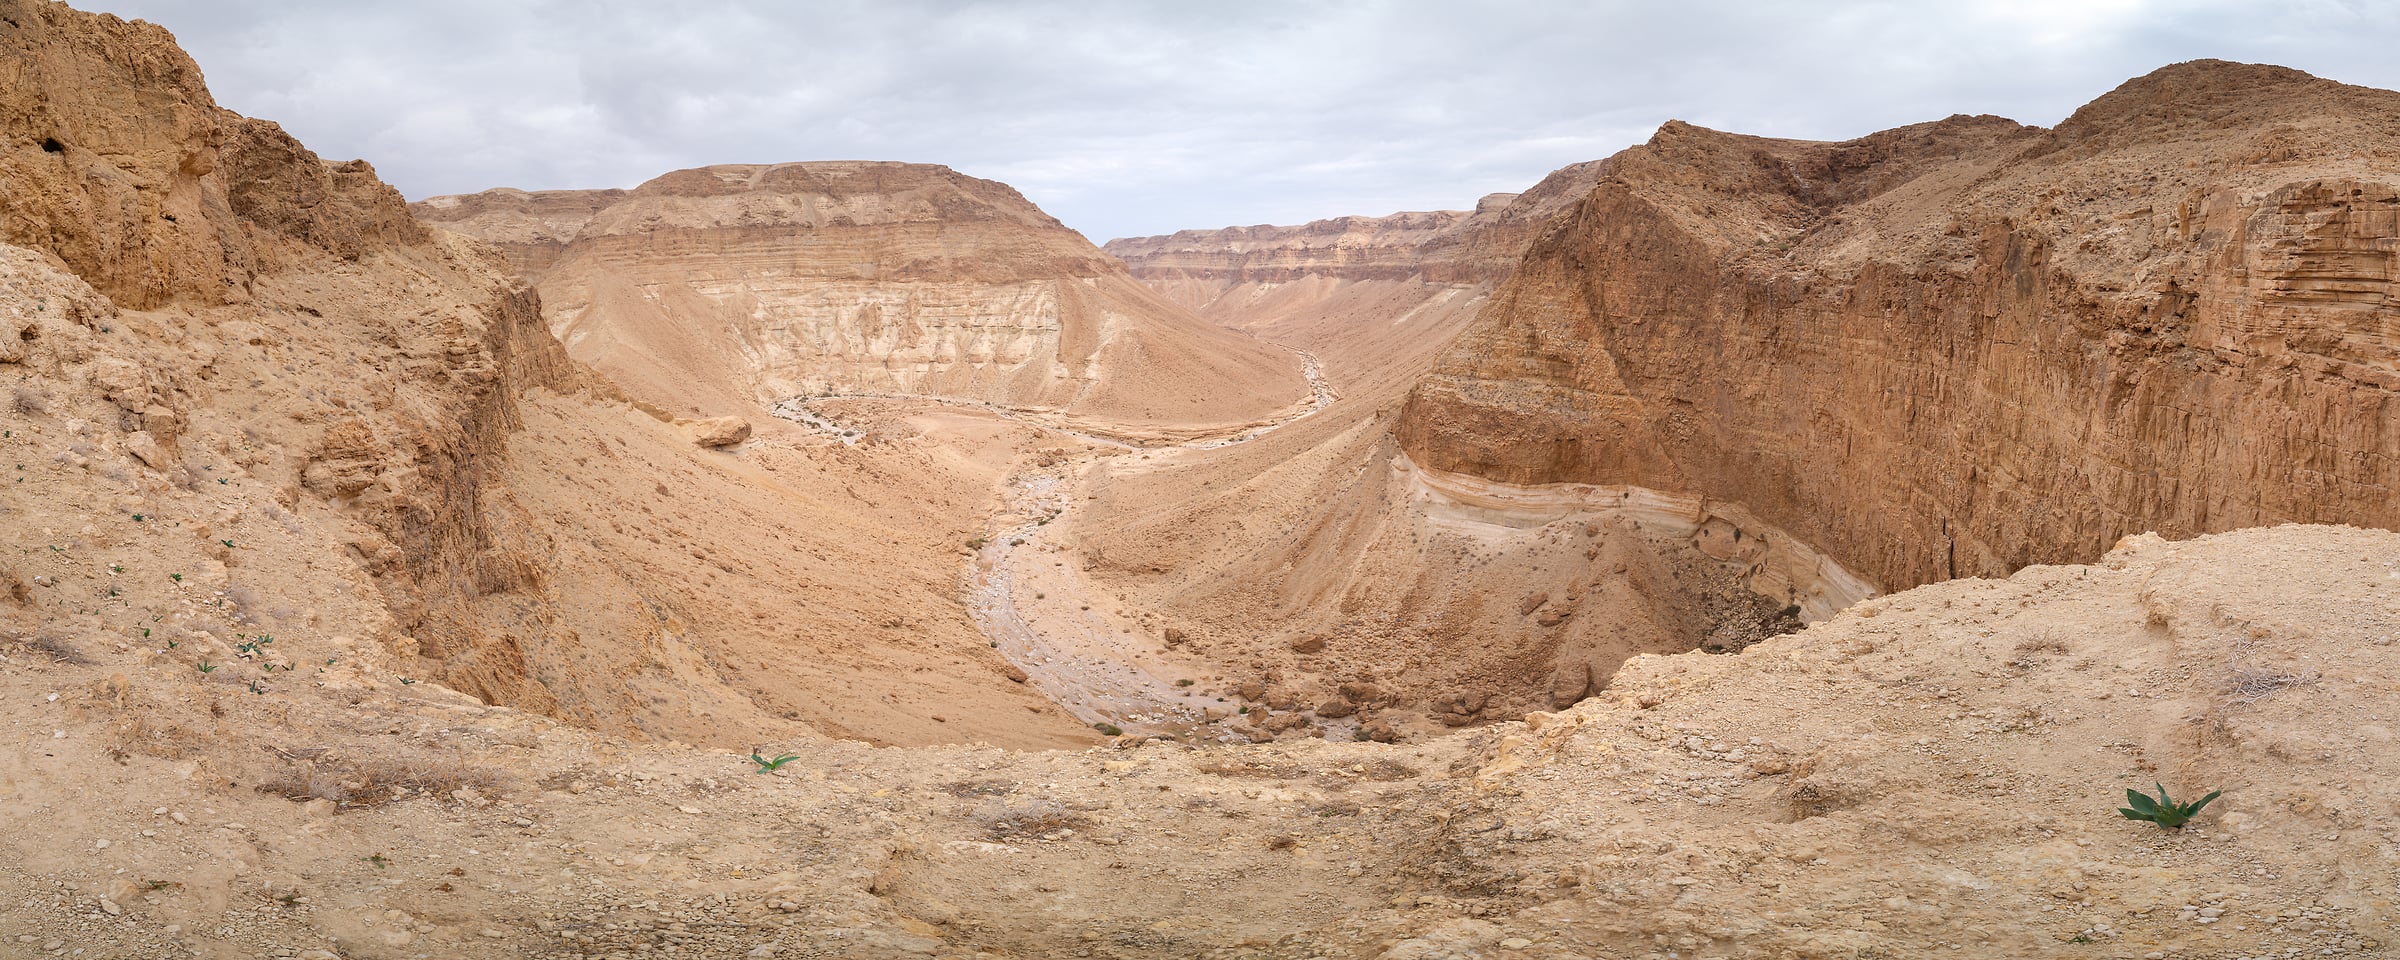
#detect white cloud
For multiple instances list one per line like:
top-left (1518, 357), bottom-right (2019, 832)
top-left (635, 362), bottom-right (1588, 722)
top-left (85, 0), bottom-right (2400, 242)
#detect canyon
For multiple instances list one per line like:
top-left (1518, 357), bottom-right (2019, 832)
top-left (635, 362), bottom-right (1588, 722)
top-left (412, 164), bottom-right (1309, 441)
top-left (0, 2), bottom-right (2396, 958)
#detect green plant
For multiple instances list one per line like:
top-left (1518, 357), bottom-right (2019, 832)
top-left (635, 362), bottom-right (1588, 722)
top-left (1176, 678), bottom-right (1195, 687)
top-left (363, 854), bottom-right (389, 869)
top-left (196, 661), bottom-right (216, 674)
top-left (221, 540), bottom-right (235, 548)
top-left (750, 752), bottom-right (800, 774)
top-left (1092, 722), bottom-right (1123, 737)
top-left (2119, 783), bottom-right (2222, 829)
top-left (168, 573), bottom-right (181, 583)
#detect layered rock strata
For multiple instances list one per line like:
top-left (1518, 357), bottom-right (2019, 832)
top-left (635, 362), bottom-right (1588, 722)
top-left (1402, 61), bottom-right (2400, 590)
top-left (416, 165), bottom-right (1307, 430)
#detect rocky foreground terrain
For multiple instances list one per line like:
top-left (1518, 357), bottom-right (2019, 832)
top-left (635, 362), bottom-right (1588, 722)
top-left (2, 1), bottom-right (2397, 958)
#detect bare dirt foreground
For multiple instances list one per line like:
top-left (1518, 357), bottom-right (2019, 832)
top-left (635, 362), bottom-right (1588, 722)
top-left (6, 525), bottom-right (2400, 959)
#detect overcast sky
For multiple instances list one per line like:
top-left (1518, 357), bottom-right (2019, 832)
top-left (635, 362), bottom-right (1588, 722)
top-left (87, 1), bottom-right (2400, 243)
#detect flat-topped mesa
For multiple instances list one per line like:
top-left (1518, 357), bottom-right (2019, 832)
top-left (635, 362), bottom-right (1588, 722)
top-left (416, 162), bottom-right (1306, 428)
top-left (1400, 59), bottom-right (2400, 592)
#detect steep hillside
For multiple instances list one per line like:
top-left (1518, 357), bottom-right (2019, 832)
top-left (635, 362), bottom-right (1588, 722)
top-left (0, 0), bottom-right (1083, 750)
top-left (1401, 61), bottom-right (2400, 592)
top-left (414, 165), bottom-right (1309, 437)
top-left (1063, 159), bottom-right (1830, 730)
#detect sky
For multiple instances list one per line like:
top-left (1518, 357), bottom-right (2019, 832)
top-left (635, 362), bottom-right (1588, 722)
top-left (87, 0), bottom-right (2400, 243)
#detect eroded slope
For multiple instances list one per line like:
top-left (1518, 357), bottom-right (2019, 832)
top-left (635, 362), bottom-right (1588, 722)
top-left (1402, 61), bottom-right (2400, 591)
top-left (0, 0), bottom-right (1082, 750)
top-left (416, 165), bottom-right (1309, 436)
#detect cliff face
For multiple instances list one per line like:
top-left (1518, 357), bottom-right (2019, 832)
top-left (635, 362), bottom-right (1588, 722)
top-left (1103, 160), bottom-right (1604, 319)
top-left (0, 0), bottom-right (1084, 749)
top-left (1400, 61), bottom-right (2400, 591)
top-left (416, 164), bottom-right (1307, 429)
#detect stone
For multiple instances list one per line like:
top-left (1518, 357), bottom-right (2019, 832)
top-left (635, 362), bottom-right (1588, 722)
top-left (1316, 697), bottom-right (1357, 718)
top-left (684, 416), bottom-right (752, 448)
top-left (123, 431), bottom-right (168, 469)
top-left (1289, 635), bottom-right (1326, 654)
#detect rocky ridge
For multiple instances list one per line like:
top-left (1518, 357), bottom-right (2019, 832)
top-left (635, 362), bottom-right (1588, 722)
top-left (415, 164), bottom-right (1309, 434)
top-left (0, 0), bottom-right (1083, 751)
top-left (1400, 60), bottom-right (2400, 593)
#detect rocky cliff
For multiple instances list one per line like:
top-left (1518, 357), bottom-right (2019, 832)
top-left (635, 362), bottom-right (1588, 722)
top-left (1401, 61), bottom-right (2400, 591)
top-left (0, 0), bottom-right (1084, 749)
top-left (1103, 160), bottom-right (1603, 325)
top-left (416, 165), bottom-right (1308, 431)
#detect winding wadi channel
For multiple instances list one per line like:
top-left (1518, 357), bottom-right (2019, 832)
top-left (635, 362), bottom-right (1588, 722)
top-left (773, 351), bottom-right (1337, 735)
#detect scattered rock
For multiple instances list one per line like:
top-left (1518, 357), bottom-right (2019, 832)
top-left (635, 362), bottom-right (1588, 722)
top-left (684, 415), bottom-right (752, 448)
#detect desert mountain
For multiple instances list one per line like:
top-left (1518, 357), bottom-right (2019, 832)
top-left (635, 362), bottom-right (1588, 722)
top-left (414, 165), bottom-right (1310, 438)
top-left (2, 4), bottom-right (2397, 957)
top-left (1401, 60), bottom-right (2400, 595)
top-left (0, 0), bottom-right (1086, 751)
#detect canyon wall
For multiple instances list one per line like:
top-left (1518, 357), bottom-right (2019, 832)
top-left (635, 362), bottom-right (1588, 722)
top-left (1102, 161), bottom-right (1603, 352)
top-left (416, 165), bottom-right (1307, 431)
top-left (0, 0), bottom-right (1085, 749)
top-left (1401, 61), bottom-right (2400, 590)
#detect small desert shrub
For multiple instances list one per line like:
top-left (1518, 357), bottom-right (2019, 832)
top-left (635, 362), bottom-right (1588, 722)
top-left (11, 386), bottom-right (48, 415)
top-left (2014, 631), bottom-right (2070, 656)
top-left (978, 799), bottom-right (1093, 840)
top-left (2228, 667), bottom-right (2318, 704)
top-left (6, 629), bottom-right (92, 665)
top-left (256, 748), bottom-right (508, 807)
top-left (2118, 783), bottom-right (2223, 829)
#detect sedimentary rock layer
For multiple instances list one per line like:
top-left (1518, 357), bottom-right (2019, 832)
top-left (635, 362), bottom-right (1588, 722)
top-left (417, 164), bottom-right (1306, 428)
top-left (1401, 61), bottom-right (2400, 590)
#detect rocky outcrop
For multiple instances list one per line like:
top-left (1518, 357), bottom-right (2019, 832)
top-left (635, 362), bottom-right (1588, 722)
top-left (0, 1), bottom-right (423, 310)
top-left (0, 0), bottom-right (1083, 750)
top-left (416, 164), bottom-right (1307, 429)
top-left (1401, 61), bottom-right (2400, 591)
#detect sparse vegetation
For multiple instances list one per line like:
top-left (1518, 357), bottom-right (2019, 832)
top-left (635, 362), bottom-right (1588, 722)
top-left (749, 751), bottom-right (800, 774)
top-left (1092, 722), bottom-right (1123, 737)
top-left (2118, 783), bottom-right (2222, 829)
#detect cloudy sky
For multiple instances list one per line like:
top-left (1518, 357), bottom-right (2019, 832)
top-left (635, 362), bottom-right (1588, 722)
top-left (89, 1), bottom-right (2400, 242)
